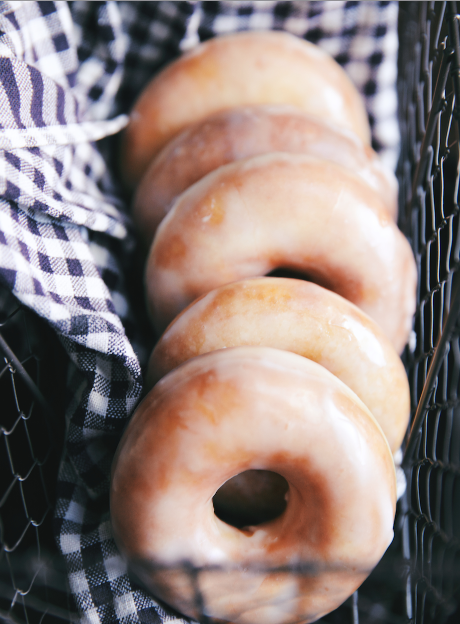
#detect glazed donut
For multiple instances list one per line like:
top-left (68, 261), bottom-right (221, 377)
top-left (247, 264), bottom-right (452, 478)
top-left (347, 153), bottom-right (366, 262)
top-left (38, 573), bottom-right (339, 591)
top-left (133, 105), bottom-right (397, 247)
top-left (111, 347), bottom-right (396, 624)
top-left (121, 30), bottom-right (371, 187)
top-left (147, 277), bottom-right (409, 453)
top-left (145, 153), bottom-right (417, 352)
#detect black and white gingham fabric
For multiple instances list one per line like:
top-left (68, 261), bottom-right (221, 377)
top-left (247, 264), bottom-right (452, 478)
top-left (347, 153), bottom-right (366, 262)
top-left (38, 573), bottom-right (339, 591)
top-left (0, 2), bottom-right (400, 623)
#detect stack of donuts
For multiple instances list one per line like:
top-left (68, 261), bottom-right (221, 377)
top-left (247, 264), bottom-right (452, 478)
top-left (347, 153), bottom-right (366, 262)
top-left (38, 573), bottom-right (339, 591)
top-left (111, 31), bottom-right (417, 624)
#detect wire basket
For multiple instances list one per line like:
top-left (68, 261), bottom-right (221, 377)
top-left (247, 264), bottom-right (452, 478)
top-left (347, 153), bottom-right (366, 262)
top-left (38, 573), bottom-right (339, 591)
top-left (2, 2), bottom-right (460, 623)
top-left (397, 2), bottom-right (460, 623)
top-left (0, 286), bottom-right (77, 623)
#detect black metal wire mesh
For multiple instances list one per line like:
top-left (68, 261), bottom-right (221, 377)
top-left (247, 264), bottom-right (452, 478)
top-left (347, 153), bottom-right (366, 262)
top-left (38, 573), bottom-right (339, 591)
top-left (0, 285), bottom-right (76, 624)
top-left (2, 2), bottom-right (460, 624)
top-left (398, 2), bottom-right (460, 623)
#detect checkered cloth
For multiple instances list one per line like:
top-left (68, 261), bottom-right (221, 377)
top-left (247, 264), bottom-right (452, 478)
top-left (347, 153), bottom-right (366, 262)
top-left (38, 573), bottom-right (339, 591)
top-left (0, 2), bottom-right (400, 623)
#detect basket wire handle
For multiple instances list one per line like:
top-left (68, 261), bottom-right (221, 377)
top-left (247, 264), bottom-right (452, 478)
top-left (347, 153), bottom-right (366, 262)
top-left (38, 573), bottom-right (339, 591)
top-left (403, 268), bottom-right (460, 466)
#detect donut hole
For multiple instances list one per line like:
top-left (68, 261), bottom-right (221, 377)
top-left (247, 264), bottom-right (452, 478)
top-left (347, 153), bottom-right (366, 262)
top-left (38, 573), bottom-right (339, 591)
top-left (268, 267), bottom-right (357, 302)
top-left (213, 470), bottom-right (289, 529)
top-left (268, 267), bottom-right (331, 289)
top-left (268, 267), bottom-right (309, 280)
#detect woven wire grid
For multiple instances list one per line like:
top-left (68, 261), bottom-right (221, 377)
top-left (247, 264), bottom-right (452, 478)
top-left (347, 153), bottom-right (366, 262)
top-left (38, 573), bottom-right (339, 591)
top-left (398, 2), bottom-right (460, 624)
top-left (0, 283), bottom-right (76, 624)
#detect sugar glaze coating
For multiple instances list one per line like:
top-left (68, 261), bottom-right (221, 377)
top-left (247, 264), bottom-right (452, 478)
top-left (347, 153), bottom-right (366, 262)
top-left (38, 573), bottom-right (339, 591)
top-left (111, 347), bottom-right (396, 624)
top-left (146, 153), bottom-right (416, 352)
top-left (121, 30), bottom-right (371, 187)
top-left (147, 277), bottom-right (410, 453)
top-left (133, 105), bottom-right (396, 246)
